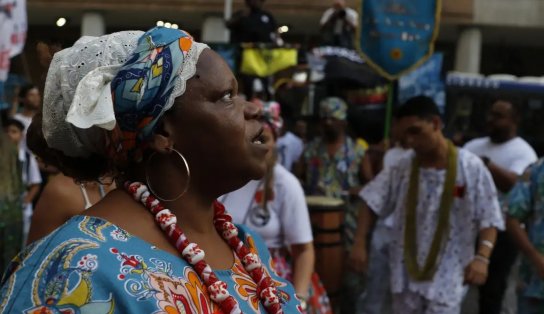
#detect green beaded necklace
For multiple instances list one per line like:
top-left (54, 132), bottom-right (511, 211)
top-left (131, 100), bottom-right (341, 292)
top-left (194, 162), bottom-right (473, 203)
top-left (403, 140), bottom-right (457, 281)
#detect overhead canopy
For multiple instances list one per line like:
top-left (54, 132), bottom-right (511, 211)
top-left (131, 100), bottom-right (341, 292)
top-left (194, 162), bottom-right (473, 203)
top-left (308, 46), bottom-right (385, 87)
top-left (446, 72), bottom-right (544, 93)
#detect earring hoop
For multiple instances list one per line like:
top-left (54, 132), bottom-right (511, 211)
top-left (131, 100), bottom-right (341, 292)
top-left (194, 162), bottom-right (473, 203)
top-left (145, 147), bottom-right (191, 202)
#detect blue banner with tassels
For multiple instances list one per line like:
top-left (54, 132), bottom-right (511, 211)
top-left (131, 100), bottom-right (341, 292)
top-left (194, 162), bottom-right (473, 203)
top-left (356, 0), bottom-right (442, 80)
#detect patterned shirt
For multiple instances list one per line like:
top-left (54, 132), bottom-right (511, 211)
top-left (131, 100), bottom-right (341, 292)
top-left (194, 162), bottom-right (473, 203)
top-left (359, 148), bottom-right (504, 306)
top-left (0, 215), bottom-right (301, 313)
top-left (507, 158), bottom-right (544, 300)
top-left (304, 136), bottom-right (365, 249)
top-left (304, 137), bottom-right (364, 199)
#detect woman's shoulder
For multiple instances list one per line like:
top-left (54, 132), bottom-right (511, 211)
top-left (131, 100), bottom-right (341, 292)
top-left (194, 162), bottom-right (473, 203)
top-left (28, 178), bottom-right (86, 243)
top-left (0, 215), bottom-right (198, 313)
top-left (1, 216), bottom-right (113, 311)
top-left (3, 215), bottom-right (139, 280)
top-left (40, 174), bottom-right (84, 206)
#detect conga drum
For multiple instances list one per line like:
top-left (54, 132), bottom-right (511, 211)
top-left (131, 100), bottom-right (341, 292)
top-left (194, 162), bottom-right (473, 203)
top-left (306, 196), bottom-right (345, 309)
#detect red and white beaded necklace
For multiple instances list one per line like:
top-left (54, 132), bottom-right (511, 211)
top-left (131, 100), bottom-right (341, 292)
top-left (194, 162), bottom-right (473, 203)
top-left (125, 181), bottom-right (284, 314)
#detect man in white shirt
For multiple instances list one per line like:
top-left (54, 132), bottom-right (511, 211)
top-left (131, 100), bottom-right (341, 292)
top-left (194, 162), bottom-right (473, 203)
top-left (464, 99), bottom-right (538, 314)
top-left (350, 96), bottom-right (504, 314)
top-left (12, 84), bottom-right (41, 151)
top-left (357, 120), bottom-right (411, 314)
top-left (277, 129), bottom-right (304, 172)
top-left (320, 0), bottom-right (358, 49)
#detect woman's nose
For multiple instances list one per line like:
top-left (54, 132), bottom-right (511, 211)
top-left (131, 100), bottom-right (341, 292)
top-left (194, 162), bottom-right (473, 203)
top-left (244, 99), bottom-right (262, 120)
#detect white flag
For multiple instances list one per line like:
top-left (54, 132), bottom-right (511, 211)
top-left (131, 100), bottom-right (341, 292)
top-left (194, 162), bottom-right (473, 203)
top-left (0, 2), bottom-right (14, 81)
top-left (9, 0), bottom-right (26, 58)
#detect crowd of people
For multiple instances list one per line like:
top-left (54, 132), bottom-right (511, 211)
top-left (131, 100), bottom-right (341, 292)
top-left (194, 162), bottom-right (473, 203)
top-left (2, 1), bottom-right (544, 314)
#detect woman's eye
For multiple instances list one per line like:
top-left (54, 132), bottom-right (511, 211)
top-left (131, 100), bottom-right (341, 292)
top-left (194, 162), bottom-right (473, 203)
top-left (221, 92), bottom-right (233, 102)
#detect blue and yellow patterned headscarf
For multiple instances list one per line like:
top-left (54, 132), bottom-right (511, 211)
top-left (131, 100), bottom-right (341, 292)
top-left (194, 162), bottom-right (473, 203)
top-left (109, 27), bottom-right (208, 163)
top-left (319, 97), bottom-right (348, 121)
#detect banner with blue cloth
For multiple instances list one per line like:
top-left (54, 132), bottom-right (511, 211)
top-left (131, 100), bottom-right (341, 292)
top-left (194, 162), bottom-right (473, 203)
top-left (356, 0), bottom-right (441, 80)
top-left (399, 53), bottom-right (445, 112)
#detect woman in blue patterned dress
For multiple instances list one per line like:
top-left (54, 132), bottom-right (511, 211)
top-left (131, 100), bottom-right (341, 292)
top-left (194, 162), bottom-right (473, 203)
top-left (0, 27), bottom-right (301, 313)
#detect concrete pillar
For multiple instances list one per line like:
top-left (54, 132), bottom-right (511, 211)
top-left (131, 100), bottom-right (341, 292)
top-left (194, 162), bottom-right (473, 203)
top-left (201, 0), bottom-right (233, 43)
top-left (81, 12), bottom-right (105, 37)
top-left (454, 27), bottom-right (482, 73)
top-left (224, 0), bottom-right (232, 42)
top-left (202, 16), bottom-right (229, 43)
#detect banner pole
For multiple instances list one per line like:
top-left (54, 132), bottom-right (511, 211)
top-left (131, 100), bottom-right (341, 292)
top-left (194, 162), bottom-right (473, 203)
top-left (384, 81), bottom-right (394, 144)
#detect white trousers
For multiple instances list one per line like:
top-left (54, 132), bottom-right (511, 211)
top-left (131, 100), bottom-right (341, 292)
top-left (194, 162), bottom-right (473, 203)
top-left (392, 290), bottom-right (462, 314)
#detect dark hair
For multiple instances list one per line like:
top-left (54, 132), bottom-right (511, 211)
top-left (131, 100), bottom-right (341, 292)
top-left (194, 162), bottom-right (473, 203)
top-left (27, 113), bottom-right (111, 182)
top-left (395, 95), bottom-right (440, 120)
top-left (4, 118), bottom-right (25, 131)
top-left (0, 109), bottom-right (9, 127)
top-left (18, 84), bottom-right (38, 99)
top-left (26, 113), bottom-right (58, 167)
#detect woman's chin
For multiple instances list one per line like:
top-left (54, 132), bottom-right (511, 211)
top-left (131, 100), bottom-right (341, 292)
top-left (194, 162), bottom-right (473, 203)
top-left (250, 161), bottom-right (268, 180)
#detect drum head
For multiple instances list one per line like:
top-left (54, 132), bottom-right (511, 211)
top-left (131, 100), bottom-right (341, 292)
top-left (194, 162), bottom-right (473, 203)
top-left (305, 196), bottom-right (344, 208)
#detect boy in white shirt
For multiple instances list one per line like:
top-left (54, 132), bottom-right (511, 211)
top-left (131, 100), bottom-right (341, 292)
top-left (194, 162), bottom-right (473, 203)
top-left (4, 118), bottom-right (42, 243)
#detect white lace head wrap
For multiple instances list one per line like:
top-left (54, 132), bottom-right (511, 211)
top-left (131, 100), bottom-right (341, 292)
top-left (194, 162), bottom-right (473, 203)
top-left (42, 27), bottom-right (208, 161)
top-left (42, 30), bottom-right (143, 158)
top-left (105, 27), bottom-right (208, 164)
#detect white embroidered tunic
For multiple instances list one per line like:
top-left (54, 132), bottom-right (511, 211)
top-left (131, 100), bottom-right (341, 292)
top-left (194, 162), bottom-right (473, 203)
top-left (359, 148), bottom-right (504, 306)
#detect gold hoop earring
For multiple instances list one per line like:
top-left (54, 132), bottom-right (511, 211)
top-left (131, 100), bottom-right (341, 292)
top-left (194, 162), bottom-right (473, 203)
top-left (145, 148), bottom-right (191, 202)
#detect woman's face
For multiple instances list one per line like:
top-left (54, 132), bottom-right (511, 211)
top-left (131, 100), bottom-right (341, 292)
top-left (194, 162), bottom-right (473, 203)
top-left (164, 49), bottom-right (268, 194)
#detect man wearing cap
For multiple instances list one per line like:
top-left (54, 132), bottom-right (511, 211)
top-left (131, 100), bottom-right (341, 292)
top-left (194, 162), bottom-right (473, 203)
top-left (297, 96), bottom-right (365, 313)
top-left (350, 96), bottom-right (503, 314)
top-left (301, 97), bottom-right (364, 200)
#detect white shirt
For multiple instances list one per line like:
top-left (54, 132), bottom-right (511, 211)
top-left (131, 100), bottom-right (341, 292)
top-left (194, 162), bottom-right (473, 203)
top-left (18, 147), bottom-right (42, 186)
top-left (464, 136), bottom-right (537, 175)
top-left (360, 148), bottom-right (503, 306)
top-left (13, 113), bottom-right (33, 151)
top-left (383, 146), bottom-right (412, 170)
top-left (220, 164), bottom-right (313, 249)
top-left (13, 113), bottom-right (32, 131)
top-left (277, 132), bottom-right (304, 172)
top-left (379, 146), bottom-right (413, 228)
top-left (320, 7), bottom-right (358, 34)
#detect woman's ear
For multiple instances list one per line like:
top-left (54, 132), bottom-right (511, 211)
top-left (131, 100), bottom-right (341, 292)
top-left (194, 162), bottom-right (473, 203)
top-left (149, 119), bottom-right (175, 153)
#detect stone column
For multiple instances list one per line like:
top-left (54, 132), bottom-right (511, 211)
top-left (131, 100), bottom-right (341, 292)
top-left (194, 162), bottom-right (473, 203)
top-left (81, 12), bottom-right (105, 37)
top-left (202, 16), bottom-right (229, 43)
top-left (454, 27), bottom-right (482, 73)
top-left (224, 0), bottom-right (232, 42)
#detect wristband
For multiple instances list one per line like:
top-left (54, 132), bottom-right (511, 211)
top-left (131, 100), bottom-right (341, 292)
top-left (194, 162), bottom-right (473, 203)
top-left (296, 294), bottom-right (308, 311)
top-left (480, 240), bottom-right (494, 249)
top-left (474, 255), bottom-right (490, 265)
